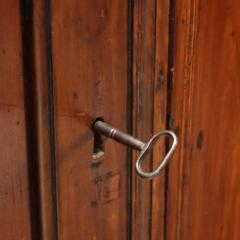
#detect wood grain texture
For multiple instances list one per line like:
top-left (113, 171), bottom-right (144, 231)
top-left (51, 1), bottom-right (129, 239)
top-left (132, 0), bottom-right (170, 239)
top-left (0, 1), bottom-right (31, 239)
top-left (151, 0), bottom-right (170, 239)
top-left (167, 0), bottom-right (240, 239)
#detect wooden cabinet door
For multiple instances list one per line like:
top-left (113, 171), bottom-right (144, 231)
top-left (1, 1), bottom-right (169, 239)
top-left (50, 0), bottom-right (169, 239)
top-left (166, 0), bottom-right (240, 239)
top-left (1, 0), bottom-right (240, 240)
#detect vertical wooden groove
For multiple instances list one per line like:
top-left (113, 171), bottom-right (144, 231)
top-left (21, 0), bottom-right (56, 239)
top-left (45, 0), bottom-right (58, 239)
top-left (21, 2), bottom-right (41, 238)
top-left (148, 0), bottom-right (157, 238)
top-left (164, 0), bottom-right (176, 239)
top-left (127, 0), bottom-right (134, 239)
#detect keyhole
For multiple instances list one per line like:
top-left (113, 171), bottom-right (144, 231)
top-left (92, 118), bottom-right (105, 159)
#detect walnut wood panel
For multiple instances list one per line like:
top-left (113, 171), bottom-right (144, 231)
top-left (132, 0), bottom-right (170, 240)
top-left (51, 1), bottom-right (129, 239)
top-left (0, 1), bottom-right (31, 239)
top-left (167, 0), bottom-right (240, 239)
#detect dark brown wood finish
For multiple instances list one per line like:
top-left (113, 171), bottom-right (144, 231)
top-left (167, 0), bottom-right (240, 239)
top-left (0, 1), bottom-right (32, 239)
top-left (51, 1), bottom-right (129, 239)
